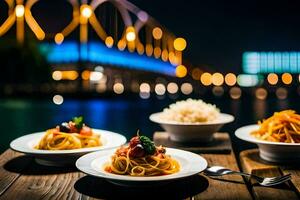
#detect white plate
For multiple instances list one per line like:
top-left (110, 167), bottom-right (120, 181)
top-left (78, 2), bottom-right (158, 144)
top-left (76, 148), bottom-right (207, 186)
top-left (149, 112), bottom-right (234, 142)
top-left (235, 124), bottom-right (300, 163)
top-left (10, 129), bottom-right (126, 166)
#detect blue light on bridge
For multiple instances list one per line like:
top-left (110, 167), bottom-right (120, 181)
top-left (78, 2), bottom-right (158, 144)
top-left (243, 52), bottom-right (300, 74)
top-left (39, 41), bottom-right (176, 76)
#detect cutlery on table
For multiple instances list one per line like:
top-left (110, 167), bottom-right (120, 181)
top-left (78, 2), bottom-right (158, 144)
top-left (204, 166), bottom-right (291, 186)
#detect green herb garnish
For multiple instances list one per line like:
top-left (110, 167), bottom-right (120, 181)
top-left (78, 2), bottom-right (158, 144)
top-left (72, 116), bottom-right (84, 129)
top-left (140, 135), bottom-right (156, 155)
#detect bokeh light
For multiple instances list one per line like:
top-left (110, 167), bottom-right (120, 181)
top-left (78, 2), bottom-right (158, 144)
top-left (175, 65), bottom-right (187, 78)
top-left (180, 83), bottom-right (193, 95)
top-left (154, 47), bottom-right (161, 58)
top-left (173, 38), bottom-right (187, 51)
top-left (105, 36), bottom-right (114, 48)
top-left (117, 40), bottom-right (126, 51)
top-left (81, 5), bottom-right (92, 18)
top-left (225, 73), bottom-right (236, 86)
top-left (90, 71), bottom-right (103, 81)
top-left (276, 87), bottom-right (288, 100)
top-left (52, 71), bottom-right (62, 81)
top-left (152, 27), bottom-right (163, 40)
top-left (212, 86), bottom-right (224, 97)
top-left (281, 73), bottom-right (292, 85)
top-left (267, 73), bottom-right (278, 85)
top-left (140, 83), bottom-right (151, 93)
top-left (192, 68), bottom-right (201, 80)
top-left (54, 33), bottom-right (64, 45)
top-left (229, 87), bottom-right (242, 99)
top-left (212, 73), bottom-right (224, 86)
top-left (255, 88), bottom-right (268, 100)
top-left (155, 84), bottom-right (166, 95)
top-left (146, 44), bottom-right (153, 56)
top-left (200, 72), bottom-right (212, 86)
top-left (15, 5), bottom-right (25, 17)
top-left (167, 82), bottom-right (178, 94)
top-left (161, 49), bottom-right (169, 61)
top-left (113, 83), bottom-right (124, 94)
top-left (126, 26), bottom-right (136, 42)
top-left (53, 95), bottom-right (64, 105)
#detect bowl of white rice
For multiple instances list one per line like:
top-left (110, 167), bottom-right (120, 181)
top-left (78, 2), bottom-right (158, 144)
top-left (149, 99), bottom-right (234, 142)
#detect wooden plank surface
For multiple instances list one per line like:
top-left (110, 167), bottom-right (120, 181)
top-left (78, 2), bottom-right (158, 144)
top-left (154, 132), bottom-right (231, 154)
top-left (0, 149), bottom-right (33, 196)
top-left (194, 153), bottom-right (252, 200)
top-left (240, 149), bottom-right (300, 200)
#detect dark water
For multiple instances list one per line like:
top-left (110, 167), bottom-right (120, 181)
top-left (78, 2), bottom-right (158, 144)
top-left (0, 96), bottom-right (298, 154)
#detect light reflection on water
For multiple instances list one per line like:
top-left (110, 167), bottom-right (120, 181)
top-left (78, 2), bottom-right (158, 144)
top-left (0, 97), bottom-right (297, 153)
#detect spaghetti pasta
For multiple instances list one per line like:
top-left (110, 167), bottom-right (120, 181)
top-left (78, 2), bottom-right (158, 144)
top-left (251, 110), bottom-right (300, 143)
top-left (35, 116), bottom-right (102, 150)
top-left (105, 135), bottom-right (180, 176)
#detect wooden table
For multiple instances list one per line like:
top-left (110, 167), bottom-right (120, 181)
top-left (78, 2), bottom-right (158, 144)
top-left (0, 134), bottom-right (299, 199)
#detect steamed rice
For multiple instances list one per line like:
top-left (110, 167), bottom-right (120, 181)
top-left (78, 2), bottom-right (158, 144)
top-left (160, 99), bottom-right (220, 123)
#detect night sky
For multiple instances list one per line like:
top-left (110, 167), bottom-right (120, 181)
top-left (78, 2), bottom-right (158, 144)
top-left (1, 0), bottom-right (300, 73)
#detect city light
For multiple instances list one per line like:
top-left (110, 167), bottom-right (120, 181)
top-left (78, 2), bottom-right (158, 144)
top-left (54, 33), bottom-right (64, 45)
top-left (167, 82), bottom-right (178, 94)
top-left (229, 87), bottom-right (242, 99)
top-left (113, 83), bottom-right (124, 94)
top-left (53, 95), bottom-right (64, 105)
top-left (152, 27), bottom-right (163, 40)
top-left (52, 71), bottom-right (62, 81)
top-left (267, 73), bottom-right (278, 85)
top-left (212, 73), bottom-right (224, 86)
top-left (126, 26), bottom-right (136, 42)
top-left (15, 5), bottom-right (25, 18)
top-left (117, 40), bottom-right (126, 51)
top-left (81, 70), bottom-right (90, 80)
top-left (255, 88), bottom-right (268, 100)
top-left (105, 36), bottom-right (114, 48)
top-left (146, 44), bottom-right (153, 56)
top-left (237, 74), bottom-right (260, 87)
top-left (155, 84), bottom-right (166, 95)
top-left (154, 47), bottom-right (161, 58)
top-left (180, 83), bottom-right (193, 95)
top-left (281, 73), bottom-right (292, 85)
top-left (200, 72), bottom-right (212, 86)
top-left (192, 68), bottom-right (202, 80)
top-left (137, 43), bottom-right (144, 55)
top-left (173, 37), bottom-right (187, 51)
top-left (225, 73), bottom-right (236, 86)
top-left (276, 87), bottom-right (288, 100)
top-left (212, 86), bottom-right (224, 97)
top-left (175, 65), bottom-right (187, 78)
top-left (90, 71), bottom-right (103, 81)
top-left (81, 5), bottom-right (92, 18)
top-left (140, 83), bottom-right (151, 93)
top-left (161, 49), bottom-right (169, 61)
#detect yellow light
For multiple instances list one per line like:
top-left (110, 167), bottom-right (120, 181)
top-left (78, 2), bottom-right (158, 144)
top-left (169, 52), bottom-right (176, 64)
top-left (137, 43), bottom-right (144, 55)
top-left (61, 71), bottom-right (78, 80)
top-left (192, 68), bottom-right (201, 80)
top-left (54, 33), bottom-right (64, 45)
top-left (173, 37), bottom-right (187, 51)
top-left (152, 27), bottom-right (163, 40)
top-left (145, 44), bottom-right (153, 56)
top-left (90, 71), bottom-right (103, 81)
top-left (117, 40), bottom-right (126, 51)
top-left (52, 71), bottom-right (62, 81)
top-left (175, 65), bottom-right (187, 78)
top-left (200, 72), bottom-right (212, 86)
top-left (225, 73), bottom-right (237, 86)
top-left (154, 47), bottom-right (161, 58)
top-left (105, 36), bottom-right (114, 48)
top-left (81, 70), bottom-right (90, 80)
top-left (126, 26), bottom-right (136, 42)
top-left (267, 73), bottom-right (278, 85)
top-left (212, 73), bottom-right (224, 86)
top-left (15, 5), bottom-right (24, 18)
top-left (161, 49), bottom-right (168, 61)
top-left (281, 73), bottom-right (292, 85)
top-left (140, 83), bottom-right (151, 93)
top-left (81, 5), bottom-right (92, 18)
top-left (113, 83), bottom-right (124, 94)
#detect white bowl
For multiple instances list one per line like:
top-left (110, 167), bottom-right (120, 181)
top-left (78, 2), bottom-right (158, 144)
top-left (235, 124), bottom-right (300, 163)
top-left (10, 129), bottom-right (126, 166)
top-left (149, 113), bottom-right (234, 142)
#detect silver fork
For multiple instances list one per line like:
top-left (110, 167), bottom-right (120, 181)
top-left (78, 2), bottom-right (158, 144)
top-left (204, 166), bottom-right (292, 186)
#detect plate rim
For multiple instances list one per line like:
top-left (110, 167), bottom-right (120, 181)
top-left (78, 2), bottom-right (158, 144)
top-left (76, 147), bottom-right (208, 182)
top-left (10, 129), bottom-right (127, 155)
top-left (149, 112), bottom-right (234, 126)
top-left (235, 124), bottom-right (300, 146)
